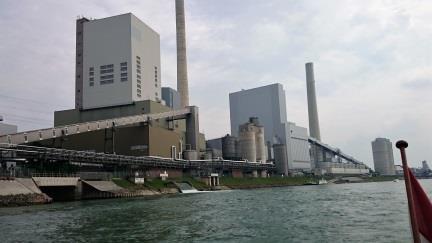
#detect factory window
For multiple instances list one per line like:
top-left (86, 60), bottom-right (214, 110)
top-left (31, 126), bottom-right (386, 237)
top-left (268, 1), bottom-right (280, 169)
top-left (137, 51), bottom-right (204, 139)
top-left (120, 67), bottom-right (127, 72)
top-left (137, 93), bottom-right (141, 98)
top-left (89, 67), bottom-right (94, 71)
top-left (89, 82), bottom-right (94, 87)
top-left (155, 92), bottom-right (158, 96)
top-left (155, 84), bottom-right (158, 87)
top-left (89, 71), bottom-right (94, 76)
top-left (137, 79), bottom-right (141, 84)
top-left (137, 89), bottom-right (141, 94)
top-left (137, 64), bottom-right (141, 69)
top-left (121, 77), bottom-right (128, 82)
top-left (89, 77), bottom-right (94, 81)
top-left (101, 74), bottom-right (114, 79)
top-left (137, 74), bottom-right (141, 79)
top-left (121, 73), bottom-right (127, 77)
top-left (100, 79), bottom-right (114, 85)
top-left (137, 84), bottom-right (141, 89)
top-left (120, 62), bottom-right (127, 67)
top-left (100, 69), bottom-right (114, 74)
top-left (136, 56), bottom-right (141, 60)
top-left (101, 64), bottom-right (114, 69)
top-left (137, 69), bottom-right (141, 74)
top-left (136, 60), bottom-right (141, 65)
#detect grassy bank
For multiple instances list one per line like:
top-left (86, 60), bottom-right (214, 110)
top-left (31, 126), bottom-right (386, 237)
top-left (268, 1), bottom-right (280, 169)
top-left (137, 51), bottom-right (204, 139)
top-left (362, 175), bottom-right (402, 182)
top-left (220, 176), bottom-right (314, 189)
top-left (112, 177), bottom-right (211, 191)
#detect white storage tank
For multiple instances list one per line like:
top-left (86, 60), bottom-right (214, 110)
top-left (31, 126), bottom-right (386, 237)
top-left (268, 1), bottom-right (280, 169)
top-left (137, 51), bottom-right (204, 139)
top-left (239, 124), bottom-right (256, 162)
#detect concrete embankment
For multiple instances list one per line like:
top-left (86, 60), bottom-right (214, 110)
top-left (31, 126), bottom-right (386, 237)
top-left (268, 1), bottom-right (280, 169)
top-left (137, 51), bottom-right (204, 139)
top-left (0, 179), bottom-right (52, 207)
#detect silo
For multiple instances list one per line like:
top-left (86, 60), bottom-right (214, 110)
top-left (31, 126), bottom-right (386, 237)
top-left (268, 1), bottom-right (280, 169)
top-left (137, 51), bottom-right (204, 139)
top-left (273, 144), bottom-right (288, 175)
top-left (255, 126), bottom-right (266, 163)
top-left (222, 134), bottom-right (237, 159)
top-left (239, 124), bottom-right (256, 162)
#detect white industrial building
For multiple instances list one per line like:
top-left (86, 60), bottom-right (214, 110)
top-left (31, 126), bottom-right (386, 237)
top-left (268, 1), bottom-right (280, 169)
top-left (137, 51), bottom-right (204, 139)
top-left (371, 138), bottom-right (396, 175)
top-left (75, 13), bottom-right (161, 110)
top-left (229, 83), bottom-right (311, 174)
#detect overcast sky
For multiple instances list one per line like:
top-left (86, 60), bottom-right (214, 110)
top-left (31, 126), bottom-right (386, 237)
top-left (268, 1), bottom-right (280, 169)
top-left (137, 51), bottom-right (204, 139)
top-left (1, 0), bottom-right (431, 168)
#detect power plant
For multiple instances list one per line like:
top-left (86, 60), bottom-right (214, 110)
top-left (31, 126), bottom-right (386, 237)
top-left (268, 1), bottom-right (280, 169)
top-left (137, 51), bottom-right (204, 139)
top-left (0, 2), bottom-right (373, 191)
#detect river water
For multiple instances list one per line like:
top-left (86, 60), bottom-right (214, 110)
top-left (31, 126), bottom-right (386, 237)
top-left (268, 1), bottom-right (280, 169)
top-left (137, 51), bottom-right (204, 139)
top-left (1, 180), bottom-right (431, 243)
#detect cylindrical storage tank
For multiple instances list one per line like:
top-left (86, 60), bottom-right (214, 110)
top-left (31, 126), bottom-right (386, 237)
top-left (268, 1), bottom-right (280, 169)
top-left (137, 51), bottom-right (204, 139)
top-left (239, 124), bottom-right (256, 162)
top-left (255, 126), bottom-right (266, 163)
top-left (273, 144), bottom-right (288, 176)
top-left (183, 150), bottom-right (198, 160)
top-left (249, 117), bottom-right (260, 126)
top-left (235, 140), bottom-right (241, 159)
top-left (222, 134), bottom-right (237, 159)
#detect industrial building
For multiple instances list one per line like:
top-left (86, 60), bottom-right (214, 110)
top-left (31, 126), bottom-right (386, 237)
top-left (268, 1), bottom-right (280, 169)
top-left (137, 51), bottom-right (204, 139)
top-left (229, 83), bottom-right (311, 174)
top-left (0, 116), bottom-right (18, 136)
top-left (162, 87), bottom-right (181, 110)
top-left (75, 13), bottom-right (162, 110)
top-left (371, 138), bottom-right (396, 175)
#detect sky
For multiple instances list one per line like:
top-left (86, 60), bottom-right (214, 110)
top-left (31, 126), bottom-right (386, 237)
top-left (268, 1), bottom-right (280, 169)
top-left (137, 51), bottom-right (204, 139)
top-left (1, 0), bottom-right (431, 168)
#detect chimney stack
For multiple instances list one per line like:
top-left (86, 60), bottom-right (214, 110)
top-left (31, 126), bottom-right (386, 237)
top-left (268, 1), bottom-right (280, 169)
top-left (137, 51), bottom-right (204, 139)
top-left (176, 0), bottom-right (189, 107)
top-left (305, 62), bottom-right (321, 141)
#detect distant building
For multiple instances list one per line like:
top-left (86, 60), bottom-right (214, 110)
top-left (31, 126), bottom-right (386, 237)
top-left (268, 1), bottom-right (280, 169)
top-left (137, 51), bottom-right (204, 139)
top-left (162, 87), bottom-right (181, 110)
top-left (75, 13), bottom-right (161, 110)
top-left (422, 160), bottom-right (430, 172)
top-left (371, 138), bottom-right (396, 175)
top-left (229, 83), bottom-right (310, 172)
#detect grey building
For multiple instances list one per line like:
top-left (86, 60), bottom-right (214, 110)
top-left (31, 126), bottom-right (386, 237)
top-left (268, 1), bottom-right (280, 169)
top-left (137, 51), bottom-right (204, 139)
top-left (229, 83), bottom-right (311, 173)
top-left (75, 13), bottom-right (161, 110)
top-left (371, 138), bottom-right (396, 175)
top-left (162, 87), bottom-right (181, 110)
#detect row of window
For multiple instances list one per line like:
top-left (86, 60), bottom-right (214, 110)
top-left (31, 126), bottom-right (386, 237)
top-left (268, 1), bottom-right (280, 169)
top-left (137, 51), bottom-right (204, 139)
top-left (89, 62), bottom-right (129, 86)
top-left (136, 56), bottom-right (141, 97)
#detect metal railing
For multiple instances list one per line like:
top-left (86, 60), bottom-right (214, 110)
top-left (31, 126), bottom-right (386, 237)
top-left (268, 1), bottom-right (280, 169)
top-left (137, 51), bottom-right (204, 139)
top-left (0, 144), bottom-right (276, 171)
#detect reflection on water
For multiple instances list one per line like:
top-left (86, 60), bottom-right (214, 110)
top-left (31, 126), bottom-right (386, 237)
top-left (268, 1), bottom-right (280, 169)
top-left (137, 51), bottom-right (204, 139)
top-left (2, 180), bottom-right (432, 242)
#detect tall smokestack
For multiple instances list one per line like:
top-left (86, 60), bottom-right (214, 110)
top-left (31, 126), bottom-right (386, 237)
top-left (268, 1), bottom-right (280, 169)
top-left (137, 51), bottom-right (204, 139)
top-left (305, 62), bottom-right (321, 141)
top-left (176, 0), bottom-right (189, 107)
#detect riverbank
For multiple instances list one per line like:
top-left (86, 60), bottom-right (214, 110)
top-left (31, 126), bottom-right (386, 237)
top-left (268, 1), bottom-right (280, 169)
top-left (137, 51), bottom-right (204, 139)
top-left (0, 175), bottom-right (404, 207)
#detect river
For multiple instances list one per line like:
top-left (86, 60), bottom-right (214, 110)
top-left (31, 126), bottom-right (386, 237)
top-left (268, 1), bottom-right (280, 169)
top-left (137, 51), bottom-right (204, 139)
top-left (1, 180), bottom-right (431, 242)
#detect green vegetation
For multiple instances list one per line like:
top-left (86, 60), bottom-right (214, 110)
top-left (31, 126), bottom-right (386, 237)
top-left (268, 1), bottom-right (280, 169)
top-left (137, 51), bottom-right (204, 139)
top-left (112, 177), bottom-right (210, 191)
top-left (112, 178), bottom-right (135, 189)
top-left (220, 176), bottom-right (315, 188)
top-left (172, 176), bottom-right (210, 191)
top-left (144, 179), bottom-right (172, 190)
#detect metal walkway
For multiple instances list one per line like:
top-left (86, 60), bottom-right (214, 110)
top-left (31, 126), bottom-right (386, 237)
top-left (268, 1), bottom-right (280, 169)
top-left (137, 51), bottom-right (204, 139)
top-left (0, 144), bottom-right (276, 171)
top-left (0, 108), bottom-right (192, 145)
top-left (308, 137), bottom-right (364, 165)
